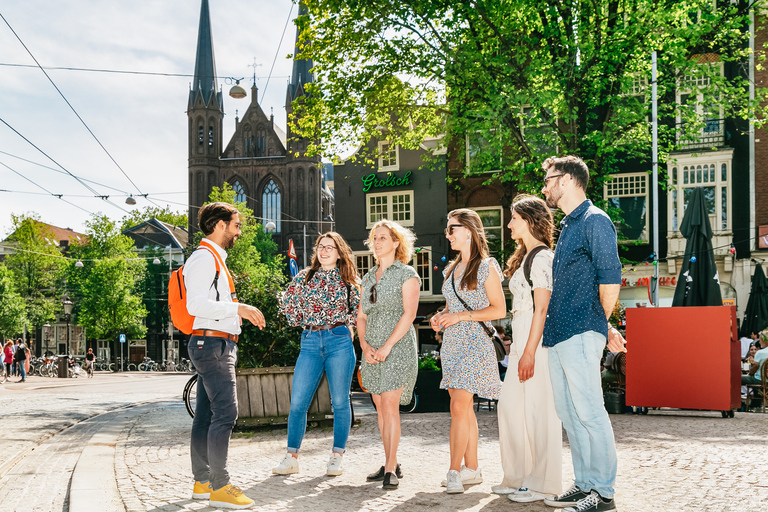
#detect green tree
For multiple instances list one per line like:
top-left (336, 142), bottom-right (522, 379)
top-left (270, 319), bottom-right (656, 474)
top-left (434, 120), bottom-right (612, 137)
top-left (0, 263), bottom-right (27, 340)
top-left (297, 0), bottom-right (763, 194)
top-left (66, 215), bottom-right (148, 344)
top-left (121, 206), bottom-right (188, 231)
top-left (4, 213), bottom-right (64, 329)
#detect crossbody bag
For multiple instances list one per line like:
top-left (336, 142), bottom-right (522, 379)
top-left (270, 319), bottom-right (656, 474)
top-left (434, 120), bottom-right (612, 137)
top-left (450, 268), bottom-right (506, 362)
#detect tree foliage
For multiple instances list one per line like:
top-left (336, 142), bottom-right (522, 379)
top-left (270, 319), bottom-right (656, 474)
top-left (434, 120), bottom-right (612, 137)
top-left (297, 0), bottom-right (763, 194)
top-left (4, 213), bottom-right (64, 328)
top-left (0, 263), bottom-right (27, 339)
top-left (121, 206), bottom-right (188, 231)
top-left (66, 215), bottom-right (147, 341)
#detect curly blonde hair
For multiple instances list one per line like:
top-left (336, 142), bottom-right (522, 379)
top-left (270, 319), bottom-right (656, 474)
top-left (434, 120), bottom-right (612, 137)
top-left (365, 219), bottom-right (416, 265)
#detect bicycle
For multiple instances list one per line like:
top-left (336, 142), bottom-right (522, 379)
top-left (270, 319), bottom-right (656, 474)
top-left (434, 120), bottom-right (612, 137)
top-left (183, 373), bottom-right (198, 418)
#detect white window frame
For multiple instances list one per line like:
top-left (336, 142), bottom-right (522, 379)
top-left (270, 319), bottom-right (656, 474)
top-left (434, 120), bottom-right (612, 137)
top-left (365, 190), bottom-right (414, 228)
top-left (466, 129), bottom-right (502, 174)
top-left (675, 62), bottom-right (724, 149)
top-left (667, 151), bottom-right (732, 235)
top-left (378, 141), bottom-right (399, 172)
top-left (604, 172), bottom-right (649, 243)
top-left (353, 249), bottom-right (433, 295)
top-left (520, 106), bottom-right (558, 155)
top-left (470, 206), bottom-right (504, 253)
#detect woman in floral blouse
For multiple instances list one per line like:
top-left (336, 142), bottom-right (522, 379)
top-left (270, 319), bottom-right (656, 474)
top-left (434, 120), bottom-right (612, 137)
top-left (273, 232), bottom-right (360, 477)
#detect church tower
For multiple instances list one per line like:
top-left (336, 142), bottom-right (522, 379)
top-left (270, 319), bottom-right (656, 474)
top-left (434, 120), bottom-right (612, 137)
top-left (187, 0), bottom-right (223, 233)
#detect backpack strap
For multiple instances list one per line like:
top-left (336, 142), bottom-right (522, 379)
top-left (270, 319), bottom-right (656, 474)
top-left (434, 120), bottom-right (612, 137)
top-left (199, 240), bottom-right (238, 302)
top-left (524, 245), bottom-right (548, 312)
top-left (193, 246), bottom-right (221, 301)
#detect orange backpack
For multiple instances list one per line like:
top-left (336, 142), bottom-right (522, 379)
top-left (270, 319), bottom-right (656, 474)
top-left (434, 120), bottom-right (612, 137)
top-left (168, 242), bottom-right (237, 334)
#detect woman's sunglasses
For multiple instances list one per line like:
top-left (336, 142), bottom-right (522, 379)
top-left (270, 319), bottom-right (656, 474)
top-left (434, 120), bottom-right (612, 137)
top-left (370, 283), bottom-right (377, 304)
top-left (444, 224), bottom-right (463, 236)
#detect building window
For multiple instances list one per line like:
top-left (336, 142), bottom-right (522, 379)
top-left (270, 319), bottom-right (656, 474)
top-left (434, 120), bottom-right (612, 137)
top-left (676, 63), bottom-right (724, 150)
top-left (466, 130), bottom-right (501, 174)
top-left (232, 180), bottom-right (246, 204)
top-left (355, 253), bottom-right (374, 280)
top-left (355, 249), bottom-right (432, 294)
top-left (668, 153), bottom-right (731, 234)
top-left (521, 107), bottom-right (557, 155)
top-left (378, 141), bottom-right (399, 172)
top-left (604, 173), bottom-right (649, 242)
top-left (366, 191), bottom-right (414, 227)
top-left (471, 207), bottom-right (504, 255)
top-left (208, 126), bottom-right (214, 147)
top-left (262, 179), bottom-right (281, 233)
top-left (198, 126), bottom-right (204, 146)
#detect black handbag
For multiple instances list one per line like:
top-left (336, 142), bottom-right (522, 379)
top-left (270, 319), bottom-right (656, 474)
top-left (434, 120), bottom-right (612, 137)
top-left (450, 269), bottom-right (506, 362)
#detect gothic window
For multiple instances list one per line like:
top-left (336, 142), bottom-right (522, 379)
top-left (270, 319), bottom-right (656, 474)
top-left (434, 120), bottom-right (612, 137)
top-left (208, 126), bottom-right (214, 147)
top-left (233, 180), bottom-right (247, 204)
top-left (262, 179), bottom-right (281, 233)
top-left (198, 126), bottom-right (204, 146)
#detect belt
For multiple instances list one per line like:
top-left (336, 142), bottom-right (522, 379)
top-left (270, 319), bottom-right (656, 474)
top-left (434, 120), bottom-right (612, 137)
top-left (305, 322), bottom-right (346, 332)
top-left (191, 329), bottom-right (239, 343)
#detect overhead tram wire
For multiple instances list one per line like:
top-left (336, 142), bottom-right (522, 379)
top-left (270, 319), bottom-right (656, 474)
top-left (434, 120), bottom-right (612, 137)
top-left (262, 2), bottom-right (295, 99)
top-left (0, 62), bottom-right (289, 80)
top-left (0, 13), bottom-right (161, 209)
top-left (0, 159), bottom-right (92, 215)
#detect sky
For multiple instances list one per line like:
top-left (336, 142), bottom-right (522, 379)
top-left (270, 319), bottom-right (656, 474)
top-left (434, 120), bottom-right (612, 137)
top-left (0, 0), bottom-right (300, 237)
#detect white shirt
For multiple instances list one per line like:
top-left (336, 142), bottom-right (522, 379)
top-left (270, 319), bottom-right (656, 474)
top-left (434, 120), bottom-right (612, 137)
top-left (184, 238), bottom-right (241, 335)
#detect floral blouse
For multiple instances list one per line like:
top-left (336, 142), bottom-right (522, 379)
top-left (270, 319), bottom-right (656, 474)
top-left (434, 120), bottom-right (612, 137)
top-left (280, 267), bottom-right (361, 328)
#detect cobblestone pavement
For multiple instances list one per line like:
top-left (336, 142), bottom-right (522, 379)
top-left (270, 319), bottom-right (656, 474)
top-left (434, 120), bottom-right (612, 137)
top-left (119, 402), bottom-right (768, 512)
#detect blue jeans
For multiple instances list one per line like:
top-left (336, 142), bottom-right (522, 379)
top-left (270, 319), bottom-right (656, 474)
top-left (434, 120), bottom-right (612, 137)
top-left (18, 360), bottom-right (26, 381)
top-left (548, 331), bottom-right (617, 499)
top-left (287, 326), bottom-right (356, 453)
top-left (188, 335), bottom-right (238, 490)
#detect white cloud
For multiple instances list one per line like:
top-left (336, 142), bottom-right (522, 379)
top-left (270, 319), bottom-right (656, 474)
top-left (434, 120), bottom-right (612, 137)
top-left (0, 0), bottom-right (297, 236)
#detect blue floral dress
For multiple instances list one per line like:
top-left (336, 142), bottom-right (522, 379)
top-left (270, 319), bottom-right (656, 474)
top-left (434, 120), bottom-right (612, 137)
top-left (440, 257), bottom-right (503, 399)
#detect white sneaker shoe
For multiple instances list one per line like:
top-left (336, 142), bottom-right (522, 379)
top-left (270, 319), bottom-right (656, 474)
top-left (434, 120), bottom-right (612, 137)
top-left (491, 484), bottom-right (517, 495)
top-left (445, 469), bottom-right (464, 494)
top-left (509, 487), bottom-right (547, 503)
top-left (326, 452), bottom-right (343, 476)
top-left (272, 454), bottom-right (299, 475)
top-left (441, 465), bottom-right (482, 486)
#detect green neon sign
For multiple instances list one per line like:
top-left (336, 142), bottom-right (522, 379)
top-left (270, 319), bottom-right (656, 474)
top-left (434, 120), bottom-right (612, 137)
top-left (361, 171), bottom-right (412, 192)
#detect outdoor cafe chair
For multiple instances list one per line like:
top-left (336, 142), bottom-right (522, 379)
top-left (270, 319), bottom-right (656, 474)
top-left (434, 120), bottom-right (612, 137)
top-left (745, 361), bottom-right (768, 413)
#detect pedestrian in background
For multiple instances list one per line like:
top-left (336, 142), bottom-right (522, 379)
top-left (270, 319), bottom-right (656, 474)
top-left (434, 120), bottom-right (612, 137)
top-left (494, 194), bottom-right (562, 503)
top-left (2, 339), bottom-right (13, 383)
top-left (85, 348), bottom-right (95, 378)
top-left (185, 202), bottom-right (266, 510)
top-left (540, 156), bottom-right (621, 512)
top-left (11, 339), bottom-right (19, 377)
top-left (14, 339), bottom-right (29, 382)
top-left (431, 208), bottom-right (506, 495)
top-left (273, 232), bottom-right (360, 477)
top-left (358, 220), bottom-right (420, 491)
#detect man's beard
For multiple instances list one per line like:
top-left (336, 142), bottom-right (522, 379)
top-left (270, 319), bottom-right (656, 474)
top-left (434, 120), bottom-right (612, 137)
top-left (222, 232), bottom-right (237, 249)
top-left (545, 188), bottom-right (561, 209)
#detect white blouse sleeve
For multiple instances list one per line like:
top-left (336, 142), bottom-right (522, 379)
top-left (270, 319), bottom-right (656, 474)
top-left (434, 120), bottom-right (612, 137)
top-left (530, 251), bottom-right (554, 292)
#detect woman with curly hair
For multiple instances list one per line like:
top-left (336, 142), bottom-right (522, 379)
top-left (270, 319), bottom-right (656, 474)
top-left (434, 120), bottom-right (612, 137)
top-left (493, 194), bottom-right (562, 503)
top-left (358, 220), bottom-right (420, 490)
top-left (430, 208), bottom-right (506, 494)
top-left (274, 232), bottom-right (361, 477)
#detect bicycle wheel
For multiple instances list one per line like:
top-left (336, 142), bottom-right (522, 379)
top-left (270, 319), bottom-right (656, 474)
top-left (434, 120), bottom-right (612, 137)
top-left (183, 374), bottom-right (198, 418)
top-left (138, 363), bottom-right (147, 371)
top-left (399, 394), bottom-right (418, 414)
top-left (127, 363), bottom-right (137, 372)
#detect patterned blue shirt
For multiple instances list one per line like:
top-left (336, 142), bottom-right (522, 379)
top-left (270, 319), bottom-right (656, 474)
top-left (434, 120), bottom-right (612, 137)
top-left (543, 200), bottom-right (622, 347)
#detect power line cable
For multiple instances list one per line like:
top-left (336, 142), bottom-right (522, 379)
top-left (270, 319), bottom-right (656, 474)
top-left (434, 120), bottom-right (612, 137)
top-left (0, 62), bottom-right (289, 80)
top-left (262, 2), bottom-right (295, 99)
top-left (0, 159), bottom-right (92, 215)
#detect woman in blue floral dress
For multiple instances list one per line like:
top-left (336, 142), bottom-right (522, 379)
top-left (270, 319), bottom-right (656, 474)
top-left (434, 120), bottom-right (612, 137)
top-left (430, 209), bottom-right (507, 494)
top-left (274, 232), bottom-right (360, 477)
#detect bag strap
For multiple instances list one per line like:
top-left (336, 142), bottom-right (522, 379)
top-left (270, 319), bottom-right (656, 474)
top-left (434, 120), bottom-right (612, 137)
top-left (450, 268), bottom-right (495, 339)
top-left (198, 240), bottom-right (238, 302)
top-left (523, 245), bottom-right (548, 312)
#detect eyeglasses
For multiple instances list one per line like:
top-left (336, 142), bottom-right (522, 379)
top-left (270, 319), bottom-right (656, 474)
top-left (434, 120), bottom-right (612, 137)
top-left (543, 174), bottom-right (564, 185)
top-left (315, 244), bottom-right (337, 253)
top-left (444, 224), bottom-right (464, 236)
top-left (369, 283), bottom-right (377, 304)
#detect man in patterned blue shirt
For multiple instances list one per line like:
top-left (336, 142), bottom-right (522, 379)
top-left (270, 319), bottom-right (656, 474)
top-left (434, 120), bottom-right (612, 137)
top-left (539, 156), bottom-right (622, 512)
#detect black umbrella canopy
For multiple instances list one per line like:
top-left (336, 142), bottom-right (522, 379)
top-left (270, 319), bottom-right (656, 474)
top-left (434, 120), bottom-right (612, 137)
top-left (672, 187), bottom-right (723, 307)
top-left (740, 264), bottom-right (768, 337)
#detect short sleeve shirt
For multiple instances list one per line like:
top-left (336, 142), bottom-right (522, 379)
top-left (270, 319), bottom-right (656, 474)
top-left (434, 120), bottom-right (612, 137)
top-left (543, 200), bottom-right (622, 347)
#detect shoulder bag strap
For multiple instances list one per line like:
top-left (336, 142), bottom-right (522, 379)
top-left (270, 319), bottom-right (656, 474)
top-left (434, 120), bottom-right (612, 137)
top-left (523, 245), bottom-right (548, 312)
top-left (450, 268), bottom-right (495, 339)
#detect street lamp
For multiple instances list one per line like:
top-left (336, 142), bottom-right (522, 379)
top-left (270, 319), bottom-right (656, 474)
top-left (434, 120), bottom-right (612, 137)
top-left (62, 296), bottom-right (73, 359)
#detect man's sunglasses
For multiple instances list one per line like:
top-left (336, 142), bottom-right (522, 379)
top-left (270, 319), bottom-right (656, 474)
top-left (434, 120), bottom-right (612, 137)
top-left (444, 224), bottom-right (464, 236)
top-left (543, 174), bottom-right (565, 185)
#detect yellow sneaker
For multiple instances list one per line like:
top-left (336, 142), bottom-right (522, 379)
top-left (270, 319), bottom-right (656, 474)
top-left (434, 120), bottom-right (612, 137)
top-left (191, 481), bottom-right (212, 499)
top-left (209, 484), bottom-right (254, 509)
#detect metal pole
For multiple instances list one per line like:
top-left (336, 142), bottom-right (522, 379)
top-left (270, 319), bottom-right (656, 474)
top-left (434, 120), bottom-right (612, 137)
top-left (651, 51), bottom-right (660, 307)
top-left (168, 249), bottom-right (174, 366)
top-left (303, 224), bottom-right (307, 268)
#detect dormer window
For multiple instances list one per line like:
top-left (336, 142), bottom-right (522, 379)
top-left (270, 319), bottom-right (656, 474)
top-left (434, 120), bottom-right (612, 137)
top-left (378, 141), bottom-right (399, 172)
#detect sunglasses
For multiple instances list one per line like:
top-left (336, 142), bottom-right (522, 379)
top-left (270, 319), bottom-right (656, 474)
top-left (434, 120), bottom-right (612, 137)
top-left (369, 283), bottom-right (377, 304)
top-left (444, 224), bottom-right (464, 236)
top-left (543, 174), bottom-right (565, 185)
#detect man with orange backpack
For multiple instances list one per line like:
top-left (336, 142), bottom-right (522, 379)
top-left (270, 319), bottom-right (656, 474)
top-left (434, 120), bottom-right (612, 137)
top-left (183, 202), bottom-right (265, 509)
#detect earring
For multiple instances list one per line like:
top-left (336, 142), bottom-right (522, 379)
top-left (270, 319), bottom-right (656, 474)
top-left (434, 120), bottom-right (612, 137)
top-left (466, 234), bottom-right (471, 244)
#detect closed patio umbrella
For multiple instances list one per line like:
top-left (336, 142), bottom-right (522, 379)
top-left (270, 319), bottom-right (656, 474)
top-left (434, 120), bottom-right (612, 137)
top-left (740, 264), bottom-right (768, 337)
top-left (672, 187), bottom-right (722, 307)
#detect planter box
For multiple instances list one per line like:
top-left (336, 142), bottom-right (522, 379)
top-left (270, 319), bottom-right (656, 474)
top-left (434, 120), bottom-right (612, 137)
top-left (235, 366), bottom-right (333, 427)
top-left (412, 370), bottom-right (451, 413)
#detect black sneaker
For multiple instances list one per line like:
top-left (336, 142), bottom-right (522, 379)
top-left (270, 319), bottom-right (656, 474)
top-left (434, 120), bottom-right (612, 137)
top-left (382, 472), bottom-right (399, 490)
top-left (544, 485), bottom-right (591, 507)
top-left (563, 491), bottom-right (617, 512)
top-left (366, 464), bottom-right (402, 481)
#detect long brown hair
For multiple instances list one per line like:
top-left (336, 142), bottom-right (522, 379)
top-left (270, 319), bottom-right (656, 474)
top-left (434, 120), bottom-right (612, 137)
top-left (444, 208), bottom-right (489, 291)
top-left (503, 195), bottom-right (554, 278)
top-left (305, 232), bottom-right (360, 288)
top-left (364, 219), bottom-right (416, 265)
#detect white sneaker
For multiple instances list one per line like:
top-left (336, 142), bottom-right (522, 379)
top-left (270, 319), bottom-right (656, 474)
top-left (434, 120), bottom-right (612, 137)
top-left (509, 487), bottom-right (547, 503)
top-left (272, 454), bottom-right (299, 475)
top-left (326, 452), bottom-right (343, 476)
top-left (445, 469), bottom-right (464, 494)
top-left (441, 465), bottom-right (482, 486)
top-left (491, 484), bottom-right (517, 495)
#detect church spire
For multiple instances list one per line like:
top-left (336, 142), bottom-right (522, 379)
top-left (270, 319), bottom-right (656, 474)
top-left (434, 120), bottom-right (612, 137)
top-left (288, 2), bottom-right (313, 101)
top-left (190, 0), bottom-right (219, 107)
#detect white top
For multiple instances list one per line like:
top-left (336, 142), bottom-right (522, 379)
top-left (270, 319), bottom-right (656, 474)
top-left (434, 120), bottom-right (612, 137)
top-left (508, 249), bottom-right (554, 313)
top-left (184, 238), bottom-right (241, 334)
